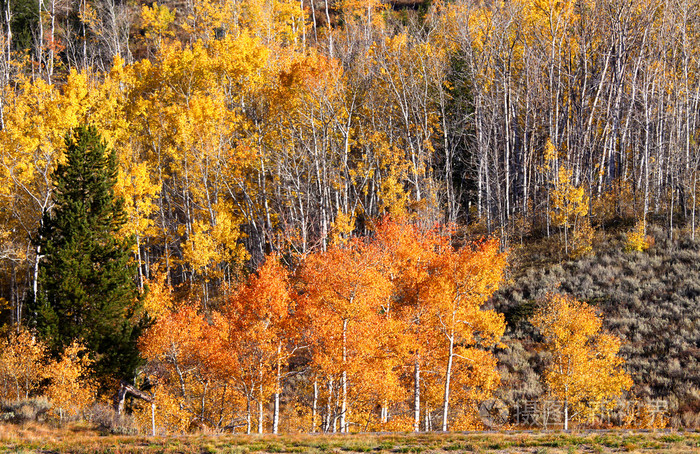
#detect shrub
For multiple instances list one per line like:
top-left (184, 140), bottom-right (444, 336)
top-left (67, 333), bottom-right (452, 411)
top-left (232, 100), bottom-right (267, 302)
top-left (0, 397), bottom-right (51, 423)
top-left (86, 402), bottom-right (138, 435)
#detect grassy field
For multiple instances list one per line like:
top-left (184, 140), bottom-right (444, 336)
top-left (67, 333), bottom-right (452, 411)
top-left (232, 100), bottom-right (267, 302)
top-left (1, 424), bottom-right (699, 453)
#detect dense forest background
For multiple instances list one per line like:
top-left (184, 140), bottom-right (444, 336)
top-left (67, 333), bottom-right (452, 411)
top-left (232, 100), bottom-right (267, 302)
top-left (1, 0), bottom-right (700, 432)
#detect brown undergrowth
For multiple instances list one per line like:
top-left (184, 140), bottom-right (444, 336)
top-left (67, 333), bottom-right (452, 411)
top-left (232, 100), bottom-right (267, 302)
top-left (1, 423), bottom-right (699, 453)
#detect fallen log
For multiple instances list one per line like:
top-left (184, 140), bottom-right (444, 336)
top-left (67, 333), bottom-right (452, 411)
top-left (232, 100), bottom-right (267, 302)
top-left (114, 380), bottom-right (153, 415)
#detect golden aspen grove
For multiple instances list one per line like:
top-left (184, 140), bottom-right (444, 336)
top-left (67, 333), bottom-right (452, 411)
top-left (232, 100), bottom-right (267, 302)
top-left (1, 0), bottom-right (700, 438)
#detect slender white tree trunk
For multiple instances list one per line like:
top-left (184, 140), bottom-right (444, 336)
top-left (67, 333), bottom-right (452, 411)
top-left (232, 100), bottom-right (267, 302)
top-left (413, 355), bottom-right (420, 432)
top-left (33, 245), bottom-right (42, 307)
top-left (151, 401), bottom-right (156, 436)
top-left (324, 0), bottom-right (333, 58)
top-left (273, 342), bottom-right (281, 434)
top-left (246, 398), bottom-right (251, 434)
top-left (312, 379), bottom-right (318, 433)
top-left (341, 319), bottom-right (348, 433)
top-left (37, 0), bottom-right (44, 74)
top-left (442, 333), bottom-right (454, 432)
top-left (258, 381), bottom-right (264, 434)
top-left (325, 377), bottom-right (333, 433)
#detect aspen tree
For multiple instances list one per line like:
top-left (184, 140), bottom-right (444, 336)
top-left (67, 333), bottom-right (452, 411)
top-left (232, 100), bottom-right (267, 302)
top-left (532, 294), bottom-right (632, 430)
top-left (426, 237), bottom-right (506, 431)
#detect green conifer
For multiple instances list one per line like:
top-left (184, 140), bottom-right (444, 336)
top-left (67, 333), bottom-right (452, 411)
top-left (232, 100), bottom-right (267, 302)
top-left (31, 125), bottom-right (144, 388)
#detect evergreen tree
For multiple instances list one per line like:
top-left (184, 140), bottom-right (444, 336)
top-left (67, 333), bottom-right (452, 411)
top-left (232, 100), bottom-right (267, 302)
top-left (31, 125), bottom-right (144, 388)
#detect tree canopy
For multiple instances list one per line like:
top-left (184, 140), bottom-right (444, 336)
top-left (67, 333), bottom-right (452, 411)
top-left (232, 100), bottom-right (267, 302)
top-left (532, 294), bottom-right (633, 430)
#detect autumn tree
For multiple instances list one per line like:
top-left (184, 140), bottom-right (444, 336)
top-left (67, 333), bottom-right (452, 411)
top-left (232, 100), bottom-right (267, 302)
top-left (372, 217), bottom-right (442, 432)
top-left (0, 327), bottom-right (46, 401)
top-left (218, 254), bottom-right (294, 434)
top-left (44, 341), bottom-right (96, 423)
top-left (31, 125), bottom-right (145, 388)
top-left (551, 166), bottom-right (589, 256)
top-left (425, 237), bottom-right (507, 431)
top-left (139, 304), bottom-right (232, 432)
top-left (299, 236), bottom-right (392, 433)
top-left (531, 294), bottom-right (633, 430)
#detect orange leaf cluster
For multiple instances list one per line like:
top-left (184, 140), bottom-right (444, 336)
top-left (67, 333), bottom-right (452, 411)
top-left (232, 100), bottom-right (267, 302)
top-left (138, 218), bottom-right (508, 433)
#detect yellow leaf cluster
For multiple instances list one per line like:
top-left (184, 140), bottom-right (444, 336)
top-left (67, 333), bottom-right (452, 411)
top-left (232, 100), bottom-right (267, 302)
top-left (182, 208), bottom-right (249, 279)
top-left (116, 161), bottom-right (161, 240)
top-left (44, 341), bottom-right (96, 422)
top-left (571, 217), bottom-right (595, 259)
top-left (143, 270), bottom-right (175, 319)
top-left (0, 328), bottom-right (46, 401)
top-left (543, 138), bottom-right (557, 169)
top-left (532, 294), bottom-right (633, 425)
top-left (551, 166), bottom-right (588, 229)
top-left (133, 390), bottom-right (189, 434)
top-left (141, 3), bottom-right (176, 49)
top-left (622, 400), bottom-right (668, 429)
top-left (329, 209), bottom-right (356, 246)
top-left (625, 219), bottom-right (651, 252)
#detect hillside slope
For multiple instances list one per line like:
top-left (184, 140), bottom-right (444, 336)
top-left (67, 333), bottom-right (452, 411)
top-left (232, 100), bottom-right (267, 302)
top-left (493, 226), bottom-right (700, 427)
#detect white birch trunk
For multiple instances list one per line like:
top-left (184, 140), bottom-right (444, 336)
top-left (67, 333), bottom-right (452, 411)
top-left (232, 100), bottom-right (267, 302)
top-left (341, 318), bottom-right (348, 433)
top-left (413, 355), bottom-right (420, 432)
top-left (151, 402), bottom-right (156, 436)
top-left (273, 342), bottom-right (281, 434)
top-left (312, 379), bottom-right (318, 433)
top-left (441, 333), bottom-right (454, 432)
top-left (258, 381), bottom-right (264, 434)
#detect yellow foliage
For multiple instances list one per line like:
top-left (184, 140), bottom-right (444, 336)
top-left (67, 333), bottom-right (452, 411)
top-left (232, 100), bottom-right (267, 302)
top-left (330, 209), bottom-right (356, 246)
top-left (133, 390), bottom-right (189, 435)
top-left (379, 171), bottom-right (410, 217)
top-left (551, 166), bottom-right (588, 229)
top-left (0, 328), bottom-right (46, 401)
top-left (116, 160), bottom-right (161, 241)
top-left (341, 0), bottom-right (388, 30)
top-left (551, 165), bottom-right (589, 254)
top-left (182, 207), bottom-right (248, 281)
top-left (220, 0), bottom-right (305, 47)
top-left (143, 270), bottom-right (175, 318)
top-left (625, 219), bottom-right (651, 252)
top-left (465, 6), bottom-right (493, 54)
top-left (543, 138), bottom-right (557, 170)
top-left (182, 220), bottom-right (219, 275)
top-left (571, 217), bottom-right (595, 259)
top-left (368, 413), bottom-right (413, 432)
top-left (181, 0), bottom-right (231, 42)
top-left (141, 3), bottom-right (176, 49)
top-left (212, 204), bottom-right (249, 264)
top-left (592, 179), bottom-right (637, 222)
top-left (532, 294), bottom-right (633, 427)
top-left (0, 67), bottom-right (132, 255)
top-left (44, 342), bottom-right (96, 422)
top-left (622, 400), bottom-right (668, 429)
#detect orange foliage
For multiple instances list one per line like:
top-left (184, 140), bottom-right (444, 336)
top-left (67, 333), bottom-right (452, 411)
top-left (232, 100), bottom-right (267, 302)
top-left (139, 304), bottom-right (224, 431)
top-left (138, 218), bottom-right (509, 433)
top-left (425, 236), bottom-right (507, 431)
top-left (299, 237), bottom-right (393, 432)
top-left (218, 254), bottom-right (294, 433)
